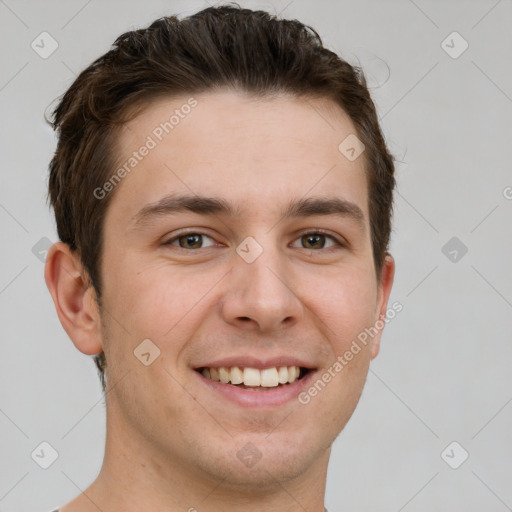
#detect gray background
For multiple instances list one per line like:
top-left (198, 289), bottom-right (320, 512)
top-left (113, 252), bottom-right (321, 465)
top-left (1, 0), bottom-right (511, 510)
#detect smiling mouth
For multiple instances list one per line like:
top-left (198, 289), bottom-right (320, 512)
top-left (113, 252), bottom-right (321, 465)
top-left (195, 365), bottom-right (312, 390)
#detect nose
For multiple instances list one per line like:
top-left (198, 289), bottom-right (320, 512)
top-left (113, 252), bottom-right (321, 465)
top-left (220, 239), bottom-right (303, 333)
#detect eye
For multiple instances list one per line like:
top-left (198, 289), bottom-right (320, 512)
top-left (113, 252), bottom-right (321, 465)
top-left (291, 232), bottom-right (343, 250)
top-left (164, 232), bottom-right (217, 250)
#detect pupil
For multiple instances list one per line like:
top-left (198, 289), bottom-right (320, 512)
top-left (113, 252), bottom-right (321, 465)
top-left (180, 234), bottom-right (202, 248)
top-left (304, 234), bottom-right (324, 248)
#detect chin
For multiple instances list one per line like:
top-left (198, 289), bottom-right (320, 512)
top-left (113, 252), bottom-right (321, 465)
top-left (200, 430), bottom-right (329, 492)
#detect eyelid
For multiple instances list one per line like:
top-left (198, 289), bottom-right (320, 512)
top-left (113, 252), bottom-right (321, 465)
top-left (292, 229), bottom-right (347, 249)
top-left (163, 228), bottom-right (347, 251)
top-left (163, 229), bottom-right (220, 248)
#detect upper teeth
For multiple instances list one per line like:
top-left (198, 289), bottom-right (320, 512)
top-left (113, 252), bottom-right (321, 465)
top-left (201, 366), bottom-right (301, 387)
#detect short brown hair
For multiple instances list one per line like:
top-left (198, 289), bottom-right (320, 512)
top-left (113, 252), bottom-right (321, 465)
top-left (47, 4), bottom-right (395, 391)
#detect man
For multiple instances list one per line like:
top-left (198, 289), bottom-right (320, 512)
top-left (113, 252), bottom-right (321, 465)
top-left (45, 4), bottom-right (395, 511)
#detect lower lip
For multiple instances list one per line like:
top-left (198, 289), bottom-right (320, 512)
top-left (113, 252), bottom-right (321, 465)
top-left (194, 369), bottom-right (316, 408)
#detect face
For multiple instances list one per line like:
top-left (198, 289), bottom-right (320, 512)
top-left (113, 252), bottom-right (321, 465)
top-left (97, 90), bottom-right (394, 491)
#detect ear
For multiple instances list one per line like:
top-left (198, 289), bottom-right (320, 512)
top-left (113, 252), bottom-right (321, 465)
top-left (369, 253), bottom-right (395, 360)
top-left (44, 242), bottom-right (103, 355)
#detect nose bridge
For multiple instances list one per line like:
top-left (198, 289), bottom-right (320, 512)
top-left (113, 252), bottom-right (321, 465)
top-left (222, 234), bottom-right (301, 331)
top-left (243, 243), bottom-right (286, 297)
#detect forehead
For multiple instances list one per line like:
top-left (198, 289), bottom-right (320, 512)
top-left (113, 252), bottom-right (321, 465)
top-left (107, 90), bottom-right (369, 225)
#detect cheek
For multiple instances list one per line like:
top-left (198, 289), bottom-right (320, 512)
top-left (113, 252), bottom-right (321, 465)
top-left (303, 264), bottom-right (378, 343)
top-left (99, 263), bottom-right (198, 417)
top-left (301, 271), bottom-right (376, 431)
top-left (102, 257), bottom-right (224, 345)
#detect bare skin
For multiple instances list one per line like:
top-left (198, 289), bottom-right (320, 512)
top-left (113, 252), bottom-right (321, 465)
top-left (45, 90), bottom-right (394, 512)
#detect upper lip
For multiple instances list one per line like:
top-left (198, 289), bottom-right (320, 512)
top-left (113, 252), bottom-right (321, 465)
top-left (193, 355), bottom-right (317, 370)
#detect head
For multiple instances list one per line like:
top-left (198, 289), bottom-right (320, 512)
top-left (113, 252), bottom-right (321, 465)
top-left (45, 4), bottom-right (395, 494)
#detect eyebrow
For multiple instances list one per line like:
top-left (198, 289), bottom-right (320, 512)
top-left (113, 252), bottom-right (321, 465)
top-left (130, 193), bottom-right (366, 230)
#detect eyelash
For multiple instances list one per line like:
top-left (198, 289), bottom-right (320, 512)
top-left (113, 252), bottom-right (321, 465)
top-left (163, 230), bottom-right (345, 251)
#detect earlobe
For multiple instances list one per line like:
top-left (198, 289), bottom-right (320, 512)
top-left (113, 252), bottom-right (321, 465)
top-left (370, 253), bottom-right (395, 360)
top-left (44, 242), bottom-right (103, 356)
